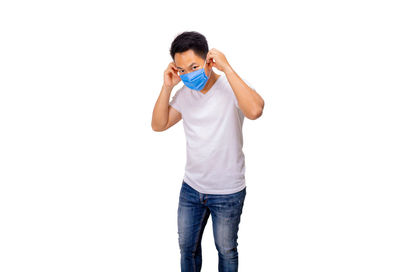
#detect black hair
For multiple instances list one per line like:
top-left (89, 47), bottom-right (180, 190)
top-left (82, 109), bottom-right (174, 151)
top-left (169, 31), bottom-right (209, 61)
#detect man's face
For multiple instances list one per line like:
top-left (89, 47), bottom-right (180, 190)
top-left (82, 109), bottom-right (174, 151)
top-left (174, 49), bottom-right (210, 76)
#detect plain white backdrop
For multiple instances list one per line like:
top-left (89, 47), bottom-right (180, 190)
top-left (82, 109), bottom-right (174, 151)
top-left (1, 0), bottom-right (399, 271)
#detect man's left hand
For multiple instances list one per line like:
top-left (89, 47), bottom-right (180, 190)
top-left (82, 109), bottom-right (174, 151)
top-left (206, 48), bottom-right (231, 73)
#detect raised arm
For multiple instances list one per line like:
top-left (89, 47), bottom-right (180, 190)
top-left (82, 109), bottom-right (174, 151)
top-left (151, 62), bottom-right (182, 132)
top-left (151, 85), bottom-right (182, 131)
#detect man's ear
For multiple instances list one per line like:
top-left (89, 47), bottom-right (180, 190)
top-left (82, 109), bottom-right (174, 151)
top-left (205, 59), bottom-right (212, 74)
top-left (206, 63), bottom-right (212, 77)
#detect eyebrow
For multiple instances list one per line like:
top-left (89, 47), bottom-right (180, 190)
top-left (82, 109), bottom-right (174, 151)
top-left (176, 62), bottom-right (198, 69)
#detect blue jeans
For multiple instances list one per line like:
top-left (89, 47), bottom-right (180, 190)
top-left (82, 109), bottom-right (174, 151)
top-left (177, 180), bottom-right (246, 272)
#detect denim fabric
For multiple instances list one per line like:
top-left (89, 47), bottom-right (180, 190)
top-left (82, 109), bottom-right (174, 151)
top-left (177, 180), bottom-right (246, 272)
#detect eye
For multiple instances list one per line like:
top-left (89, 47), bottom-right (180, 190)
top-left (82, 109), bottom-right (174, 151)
top-left (193, 66), bottom-right (198, 69)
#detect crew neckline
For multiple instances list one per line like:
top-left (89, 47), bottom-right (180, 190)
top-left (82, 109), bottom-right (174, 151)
top-left (190, 74), bottom-right (223, 97)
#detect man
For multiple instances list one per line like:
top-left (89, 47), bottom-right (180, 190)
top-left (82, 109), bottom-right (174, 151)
top-left (151, 31), bottom-right (264, 272)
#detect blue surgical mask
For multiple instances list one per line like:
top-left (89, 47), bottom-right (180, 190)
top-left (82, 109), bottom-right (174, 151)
top-left (179, 59), bottom-right (210, 91)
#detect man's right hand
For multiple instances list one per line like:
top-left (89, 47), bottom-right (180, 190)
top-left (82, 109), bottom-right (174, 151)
top-left (163, 62), bottom-right (181, 89)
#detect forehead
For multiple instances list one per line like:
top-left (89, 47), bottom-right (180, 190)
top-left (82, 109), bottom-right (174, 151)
top-left (174, 50), bottom-right (204, 69)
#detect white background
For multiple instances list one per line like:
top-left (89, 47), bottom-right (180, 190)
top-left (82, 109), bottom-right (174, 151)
top-left (1, 0), bottom-right (399, 271)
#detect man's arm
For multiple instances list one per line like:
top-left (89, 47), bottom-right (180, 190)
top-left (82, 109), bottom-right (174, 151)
top-left (151, 84), bottom-right (182, 132)
top-left (224, 65), bottom-right (264, 120)
top-left (205, 48), bottom-right (264, 120)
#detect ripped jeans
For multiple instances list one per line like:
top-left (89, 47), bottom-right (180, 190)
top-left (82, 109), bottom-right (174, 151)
top-left (177, 180), bottom-right (246, 272)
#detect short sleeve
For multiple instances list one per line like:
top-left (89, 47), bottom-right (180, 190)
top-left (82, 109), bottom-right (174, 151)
top-left (169, 86), bottom-right (184, 114)
top-left (234, 78), bottom-right (256, 108)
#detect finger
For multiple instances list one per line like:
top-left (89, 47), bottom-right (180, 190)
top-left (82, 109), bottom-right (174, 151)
top-left (169, 61), bottom-right (176, 68)
top-left (172, 68), bottom-right (180, 76)
top-left (167, 68), bottom-right (176, 76)
top-left (168, 64), bottom-right (178, 72)
top-left (172, 64), bottom-right (180, 72)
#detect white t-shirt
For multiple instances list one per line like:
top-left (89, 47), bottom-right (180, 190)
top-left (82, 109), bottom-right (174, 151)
top-left (169, 73), bottom-right (254, 194)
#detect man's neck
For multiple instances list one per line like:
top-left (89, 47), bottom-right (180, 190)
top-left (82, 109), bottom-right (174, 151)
top-left (200, 70), bottom-right (220, 94)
